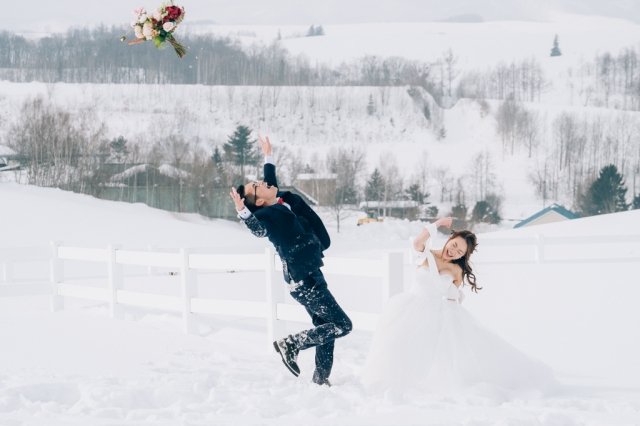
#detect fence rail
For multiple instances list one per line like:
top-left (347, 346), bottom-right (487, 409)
top-left (0, 241), bottom-right (404, 348)
top-left (2, 232), bottom-right (639, 348)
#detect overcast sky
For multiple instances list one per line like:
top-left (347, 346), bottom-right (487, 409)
top-left (10, 0), bottom-right (640, 33)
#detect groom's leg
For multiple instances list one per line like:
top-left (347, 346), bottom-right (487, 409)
top-left (307, 310), bottom-right (335, 384)
top-left (289, 270), bottom-right (352, 381)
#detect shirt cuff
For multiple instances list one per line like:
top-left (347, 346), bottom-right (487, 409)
top-left (265, 156), bottom-right (274, 165)
top-left (237, 206), bottom-right (252, 219)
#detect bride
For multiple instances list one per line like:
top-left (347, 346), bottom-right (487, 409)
top-left (360, 218), bottom-right (555, 392)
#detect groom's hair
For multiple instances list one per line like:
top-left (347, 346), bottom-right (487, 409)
top-left (237, 184), bottom-right (260, 213)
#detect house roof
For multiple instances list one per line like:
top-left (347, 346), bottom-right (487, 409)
top-left (514, 203), bottom-right (580, 228)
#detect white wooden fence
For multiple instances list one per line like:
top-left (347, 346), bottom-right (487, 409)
top-left (2, 232), bottom-right (638, 349)
top-left (0, 242), bottom-right (403, 348)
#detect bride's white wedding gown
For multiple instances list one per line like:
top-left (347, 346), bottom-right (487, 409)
top-left (360, 225), bottom-right (555, 392)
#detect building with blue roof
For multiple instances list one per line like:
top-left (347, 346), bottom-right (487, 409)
top-left (514, 203), bottom-right (580, 229)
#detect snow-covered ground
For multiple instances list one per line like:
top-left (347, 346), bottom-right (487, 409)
top-left (186, 13), bottom-right (640, 68)
top-left (1, 182), bottom-right (640, 425)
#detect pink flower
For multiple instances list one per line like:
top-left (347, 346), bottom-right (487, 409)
top-left (142, 23), bottom-right (153, 39)
top-left (162, 22), bottom-right (174, 32)
top-left (133, 7), bottom-right (145, 15)
top-left (134, 25), bottom-right (144, 39)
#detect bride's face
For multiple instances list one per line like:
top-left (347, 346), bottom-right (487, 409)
top-left (443, 237), bottom-right (468, 261)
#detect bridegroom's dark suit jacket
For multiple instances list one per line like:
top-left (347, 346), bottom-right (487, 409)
top-left (241, 162), bottom-right (330, 283)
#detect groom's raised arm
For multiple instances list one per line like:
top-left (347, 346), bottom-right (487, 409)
top-left (259, 135), bottom-right (278, 189)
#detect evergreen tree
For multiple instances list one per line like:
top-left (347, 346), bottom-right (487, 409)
top-left (306, 25), bottom-right (316, 37)
top-left (365, 168), bottom-right (385, 201)
top-left (406, 182), bottom-right (429, 203)
top-left (471, 200), bottom-right (500, 224)
top-left (450, 204), bottom-right (467, 220)
top-left (550, 34), bottom-right (562, 57)
top-left (301, 164), bottom-right (315, 174)
top-left (366, 94), bottom-right (376, 116)
top-left (212, 146), bottom-right (223, 164)
top-left (633, 194), bottom-right (640, 210)
top-left (579, 164), bottom-right (629, 216)
top-left (315, 25), bottom-right (325, 36)
top-left (109, 136), bottom-right (129, 162)
top-left (426, 206), bottom-right (439, 217)
top-left (222, 125), bottom-right (260, 181)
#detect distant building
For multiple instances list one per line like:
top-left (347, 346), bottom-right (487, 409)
top-left (359, 200), bottom-right (420, 220)
top-left (514, 204), bottom-right (579, 229)
top-left (0, 145), bottom-right (18, 170)
top-left (296, 173), bottom-right (337, 206)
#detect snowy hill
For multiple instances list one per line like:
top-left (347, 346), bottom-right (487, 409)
top-left (1, 182), bottom-right (640, 424)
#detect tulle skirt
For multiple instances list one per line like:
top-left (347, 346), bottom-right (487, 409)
top-left (359, 292), bottom-right (555, 393)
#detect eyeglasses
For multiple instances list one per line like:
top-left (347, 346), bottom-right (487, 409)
top-left (253, 182), bottom-right (258, 201)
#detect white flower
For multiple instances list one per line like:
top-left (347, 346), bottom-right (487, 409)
top-left (134, 25), bottom-right (144, 39)
top-left (162, 22), bottom-right (174, 32)
top-left (157, 7), bottom-right (163, 12)
top-left (153, 11), bottom-right (163, 21)
top-left (142, 23), bottom-right (153, 38)
top-left (138, 13), bottom-right (148, 23)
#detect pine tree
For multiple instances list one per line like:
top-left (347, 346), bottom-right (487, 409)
top-left (109, 136), bottom-right (129, 162)
top-left (366, 94), bottom-right (376, 116)
top-left (315, 25), bottom-right (325, 36)
top-left (365, 168), bottom-right (385, 216)
top-left (633, 194), bottom-right (640, 210)
top-left (222, 125), bottom-right (260, 181)
top-left (406, 182), bottom-right (429, 203)
top-left (450, 204), bottom-right (467, 220)
top-left (306, 25), bottom-right (316, 37)
top-left (579, 164), bottom-right (629, 216)
top-left (550, 34), bottom-right (562, 57)
top-left (212, 146), bottom-right (223, 164)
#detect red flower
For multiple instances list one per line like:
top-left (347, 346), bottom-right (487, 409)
top-left (166, 6), bottom-right (182, 20)
top-left (163, 15), bottom-right (170, 22)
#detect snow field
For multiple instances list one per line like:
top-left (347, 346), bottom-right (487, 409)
top-left (2, 183), bottom-right (640, 424)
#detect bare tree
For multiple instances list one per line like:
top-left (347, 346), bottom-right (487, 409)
top-left (325, 145), bottom-right (366, 232)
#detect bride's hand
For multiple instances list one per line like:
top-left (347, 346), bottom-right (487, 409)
top-left (436, 217), bottom-right (453, 228)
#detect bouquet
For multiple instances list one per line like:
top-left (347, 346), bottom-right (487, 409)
top-left (121, 2), bottom-right (188, 58)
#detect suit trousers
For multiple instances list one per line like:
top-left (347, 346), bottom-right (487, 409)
top-left (288, 269), bottom-right (352, 383)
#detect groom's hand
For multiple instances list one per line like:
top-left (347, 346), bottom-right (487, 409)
top-left (230, 187), bottom-right (245, 211)
top-left (258, 134), bottom-right (272, 156)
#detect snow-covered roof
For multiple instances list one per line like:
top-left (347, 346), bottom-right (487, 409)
top-left (0, 145), bottom-right (17, 156)
top-left (110, 164), bottom-right (154, 182)
top-left (297, 173), bottom-right (337, 180)
top-left (359, 201), bottom-right (419, 208)
top-left (158, 164), bottom-right (192, 180)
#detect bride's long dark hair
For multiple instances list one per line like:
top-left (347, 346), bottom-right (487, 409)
top-left (448, 230), bottom-right (481, 293)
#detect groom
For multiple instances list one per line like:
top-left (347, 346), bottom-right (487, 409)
top-left (229, 135), bottom-right (352, 386)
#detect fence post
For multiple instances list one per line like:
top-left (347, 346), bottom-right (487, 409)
top-left (147, 245), bottom-right (157, 276)
top-left (108, 244), bottom-right (124, 319)
top-left (266, 247), bottom-right (286, 350)
top-left (382, 252), bottom-right (404, 303)
top-left (181, 248), bottom-right (198, 335)
top-left (49, 241), bottom-right (64, 312)
top-left (2, 260), bottom-right (13, 283)
top-left (535, 234), bottom-right (545, 263)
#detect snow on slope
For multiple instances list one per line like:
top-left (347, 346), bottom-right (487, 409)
top-left (188, 14), bottom-right (640, 69)
top-left (1, 182), bottom-right (640, 424)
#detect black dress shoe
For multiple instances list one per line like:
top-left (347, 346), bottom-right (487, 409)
top-left (273, 335), bottom-right (300, 377)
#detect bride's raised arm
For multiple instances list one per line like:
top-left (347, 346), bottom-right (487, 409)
top-left (413, 217), bottom-right (453, 253)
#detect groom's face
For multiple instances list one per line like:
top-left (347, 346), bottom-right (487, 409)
top-left (250, 181), bottom-right (277, 206)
